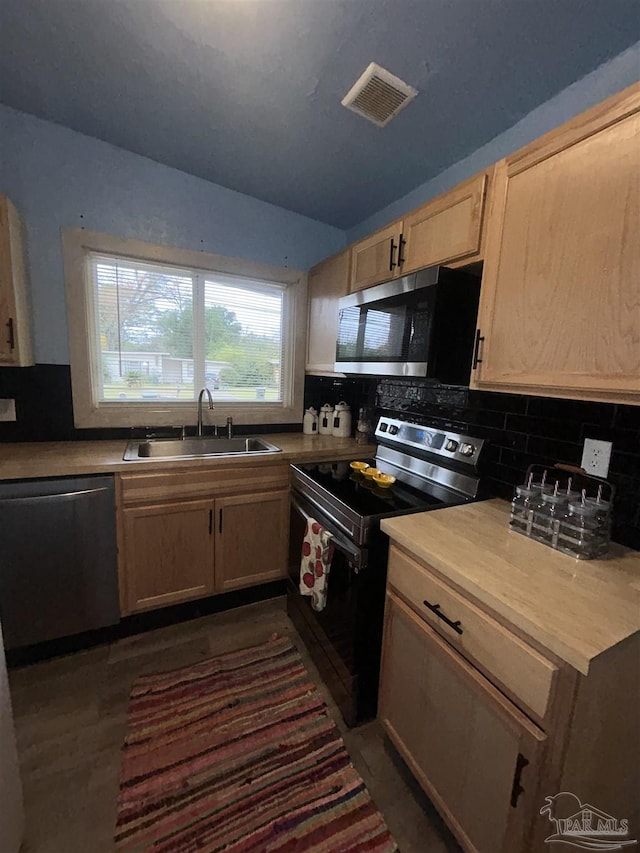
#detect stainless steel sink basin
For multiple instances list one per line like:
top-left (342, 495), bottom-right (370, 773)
top-left (123, 436), bottom-right (282, 461)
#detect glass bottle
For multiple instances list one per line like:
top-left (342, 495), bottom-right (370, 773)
top-left (558, 498), bottom-right (603, 559)
top-left (509, 484), bottom-right (537, 535)
top-left (355, 407), bottom-right (373, 445)
top-left (531, 487), bottom-right (566, 547)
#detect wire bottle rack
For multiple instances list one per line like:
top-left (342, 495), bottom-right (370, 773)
top-left (509, 463), bottom-right (614, 560)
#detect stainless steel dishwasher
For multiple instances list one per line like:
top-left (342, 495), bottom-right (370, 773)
top-left (0, 475), bottom-right (120, 650)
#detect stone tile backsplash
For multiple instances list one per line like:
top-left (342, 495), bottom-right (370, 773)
top-left (375, 380), bottom-right (640, 550)
top-left (2, 366), bottom-right (638, 550)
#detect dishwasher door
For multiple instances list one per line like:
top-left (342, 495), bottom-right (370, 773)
top-left (0, 475), bottom-right (120, 650)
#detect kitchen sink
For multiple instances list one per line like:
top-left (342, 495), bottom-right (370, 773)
top-left (123, 436), bottom-right (282, 461)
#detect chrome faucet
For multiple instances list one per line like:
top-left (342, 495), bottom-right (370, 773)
top-left (196, 388), bottom-right (214, 436)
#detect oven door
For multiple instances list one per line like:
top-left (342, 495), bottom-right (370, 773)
top-left (287, 490), bottom-right (386, 726)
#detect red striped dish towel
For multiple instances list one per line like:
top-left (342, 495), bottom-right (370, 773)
top-left (299, 518), bottom-right (334, 612)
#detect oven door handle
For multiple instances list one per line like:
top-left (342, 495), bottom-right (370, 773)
top-left (290, 493), bottom-right (363, 566)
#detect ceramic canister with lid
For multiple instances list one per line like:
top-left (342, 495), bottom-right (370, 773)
top-left (319, 403), bottom-right (334, 435)
top-left (303, 407), bottom-right (318, 435)
top-left (332, 401), bottom-right (352, 437)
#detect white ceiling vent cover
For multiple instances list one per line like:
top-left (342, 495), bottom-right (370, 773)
top-left (341, 62), bottom-right (418, 127)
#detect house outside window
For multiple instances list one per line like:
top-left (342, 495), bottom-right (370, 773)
top-left (63, 230), bottom-right (306, 429)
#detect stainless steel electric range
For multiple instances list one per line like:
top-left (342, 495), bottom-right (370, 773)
top-left (287, 416), bottom-right (485, 727)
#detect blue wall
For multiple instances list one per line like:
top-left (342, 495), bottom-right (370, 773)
top-left (0, 106), bottom-right (345, 364)
top-left (347, 41), bottom-right (640, 242)
top-left (2, 40), bottom-right (638, 365)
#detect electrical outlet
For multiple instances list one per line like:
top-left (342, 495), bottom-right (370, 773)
top-left (581, 438), bottom-right (612, 478)
top-left (0, 398), bottom-right (16, 422)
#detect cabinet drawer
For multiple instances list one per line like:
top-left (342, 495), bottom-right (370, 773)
top-left (387, 545), bottom-right (557, 721)
top-left (118, 463), bottom-right (289, 506)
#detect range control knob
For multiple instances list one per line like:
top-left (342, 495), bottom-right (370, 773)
top-left (389, 425), bottom-right (399, 435)
top-left (460, 443), bottom-right (476, 457)
top-left (444, 439), bottom-right (459, 453)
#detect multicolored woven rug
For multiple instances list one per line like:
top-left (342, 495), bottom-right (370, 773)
top-left (115, 635), bottom-right (398, 852)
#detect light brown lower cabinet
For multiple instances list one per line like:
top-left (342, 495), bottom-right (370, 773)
top-left (122, 498), bottom-right (216, 613)
top-left (215, 490), bottom-right (289, 593)
top-left (379, 544), bottom-right (640, 853)
top-left (379, 593), bottom-right (545, 853)
top-left (117, 465), bottom-right (290, 614)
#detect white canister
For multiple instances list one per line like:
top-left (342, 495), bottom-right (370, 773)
top-left (302, 407), bottom-right (318, 435)
top-left (332, 401), bottom-right (352, 437)
top-left (318, 403), bottom-right (334, 435)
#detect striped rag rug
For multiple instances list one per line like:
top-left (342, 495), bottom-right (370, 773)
top-left (114, 634), bottom-right (398, 852)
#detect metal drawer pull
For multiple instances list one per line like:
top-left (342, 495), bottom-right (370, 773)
top-left (422, 599), bottom-right (463, 635)
top-left (6, 318), bottom-right (15, 350)
top-left (397, 233), bottom-right (406, 266)
top-left (510, 753), bottom-right (529, 808)
top-left (472, 328), bottom-right (484, 369)
top-left (389, 238), bottom-right (397, 270)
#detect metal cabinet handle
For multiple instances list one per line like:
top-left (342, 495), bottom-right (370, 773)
top-left (472, 328), bottom-right (485, 369)
top-left (423, 599), bottom-right (463, 635)
top-left (510, 753), bottom-right (529, 807)
top-left (397, 234), bottom-right (406, 267)
top-left (389, 238), bottom-right (397, 270)
top-left (6, 318), bottom-right (15, 350)
top-left (219, 508), bottom-right (223, 534)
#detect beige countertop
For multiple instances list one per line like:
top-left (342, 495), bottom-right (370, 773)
top-left (381, 499), bottom-right (640, 675)
top-left (0, 433), bottom-right (375, 481)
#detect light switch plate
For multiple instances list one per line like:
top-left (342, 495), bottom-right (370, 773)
top-left (581, 438), bottom-right (612, 478)
top-left (0, 398), bottom-right (16, 421)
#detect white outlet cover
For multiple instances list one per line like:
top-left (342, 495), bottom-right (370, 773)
top-left (581, 437), bottom-right (612, 479)
top-left (0, 398), bottom-right (16, 422)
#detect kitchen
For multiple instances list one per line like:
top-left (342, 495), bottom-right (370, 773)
top-left (1, 3), bottom-right (639, 852)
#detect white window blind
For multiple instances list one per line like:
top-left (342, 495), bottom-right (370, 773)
top-left (88, 253), bottom-right (285, 404)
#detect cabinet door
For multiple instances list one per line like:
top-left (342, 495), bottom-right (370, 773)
top-left (0, 195), bottom-right (33, 366)
top-left (349, 223), bottom-right (402, 292)
top-left (402, 173), bottom-right (488, 274)
top-left (123, 499), bottom-right (215, 613)
top-left (306, 249), bottom-right (350, 373)
top-left (215, 489), bottom-right (289, 593)
top-left (379, 593), bottom-right (546, 853)
top-left (474, 84), bottom-right (640, 403)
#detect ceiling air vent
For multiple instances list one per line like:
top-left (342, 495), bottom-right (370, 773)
top-left (341, 62), bottom-right (418, 127)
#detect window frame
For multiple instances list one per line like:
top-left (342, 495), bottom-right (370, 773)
top-left (63, 228), bottom-right (307, 429)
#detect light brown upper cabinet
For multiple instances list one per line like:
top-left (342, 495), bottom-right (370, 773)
top-left (349, 222), bottom-right (403, 292)
top-left (306, 248), bottom-right (350, 373)
top-left (0, 194), bottom-right (33, 366)
top-left (348, 171), bottom-right (490, 293)
top-left (401, 172), bottom-right (489, 274)
top-left (473, 82), bottom-right (640, 404)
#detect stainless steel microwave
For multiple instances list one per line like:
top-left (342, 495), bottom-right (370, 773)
top-left (334, 266), bottom-right (481, 384)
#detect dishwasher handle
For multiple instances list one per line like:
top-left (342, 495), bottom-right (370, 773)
top-left (0, 487), bottom-right (111, 506)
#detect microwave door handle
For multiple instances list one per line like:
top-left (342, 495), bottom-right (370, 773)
top-left (290, 493), bottom-right (362, 565)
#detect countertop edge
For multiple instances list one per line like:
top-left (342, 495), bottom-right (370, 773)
top-left (0, 435), bottom-right (376, 481)
top-left (381, 500), bottom-right (640, 676)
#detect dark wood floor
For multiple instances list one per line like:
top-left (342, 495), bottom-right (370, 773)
top-left (8, 597), bottom-right (460, 852)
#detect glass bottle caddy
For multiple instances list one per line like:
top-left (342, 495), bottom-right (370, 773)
top-left (509, 464), bottom-right (614, 560)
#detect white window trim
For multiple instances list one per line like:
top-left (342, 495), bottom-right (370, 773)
top-left (63, 228), bottom-right (307, 429)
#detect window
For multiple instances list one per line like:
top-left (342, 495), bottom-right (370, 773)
top-left (63, 230), bottom-right (306, 428)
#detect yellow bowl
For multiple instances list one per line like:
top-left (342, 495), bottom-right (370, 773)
top-left (350, 461), bottom-right (369, 472)
top-left (361, 467), bottom-right (380, 479)
top-left (373, 473), bottom-right (396, 488)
